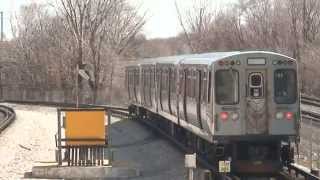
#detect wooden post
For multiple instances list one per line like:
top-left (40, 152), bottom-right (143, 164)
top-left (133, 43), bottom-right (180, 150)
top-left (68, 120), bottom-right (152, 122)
top-left (57, 109), bottom-right (62, 165)
top-left (108, 109), bottom-right (112, 165)
top-left (188, 168), bottom-right (194, 180)
top-left (76, 64), bottom-right (79, 108)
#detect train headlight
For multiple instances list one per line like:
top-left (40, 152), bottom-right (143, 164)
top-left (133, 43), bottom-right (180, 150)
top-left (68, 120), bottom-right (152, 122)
top-left (220, 112), bottom-right (229, 121)
top-left (231, 112), bottom-right (239, 121)
top-left (285, 112), bottom-right (294, 120)
top-left (275, 112), bottom-right (284, 120)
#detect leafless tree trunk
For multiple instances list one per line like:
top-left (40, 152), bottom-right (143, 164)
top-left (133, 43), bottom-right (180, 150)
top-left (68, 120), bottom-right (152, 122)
top-left (288, 0), bottom-right (301, 61)
top-left (59, 0), bottom-right (91, 103)
top-left (175, 1), bottom-right (195, 53)
top-left (302, 0), bottom-right (320, 43)
top-left (105, 1), bottom-right (145, 103)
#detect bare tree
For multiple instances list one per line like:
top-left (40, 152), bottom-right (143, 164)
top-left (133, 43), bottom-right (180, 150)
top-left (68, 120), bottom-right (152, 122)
top-left (175, 0), bottom-right (215, 53)
top-left (84, 0), bottom-right (114, 103)
top-left (175, 1), bottom-right (195, 52)
top-left (103, 1), bottom-right (145, 102)
top-left (58, 0), bottom-right (145, 103)
top-left (60, 0), bottom-right (90, 66)
top-left (302, 0), bottom-right (320, 43)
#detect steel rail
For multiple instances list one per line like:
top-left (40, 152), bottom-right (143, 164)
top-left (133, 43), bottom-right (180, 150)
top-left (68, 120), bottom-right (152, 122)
top-left (0, 105), bottom-right (16, 133)
top-left (285, 163), bottom-right (320, 180)
top-left (301, 94), bottom-right (320, 107)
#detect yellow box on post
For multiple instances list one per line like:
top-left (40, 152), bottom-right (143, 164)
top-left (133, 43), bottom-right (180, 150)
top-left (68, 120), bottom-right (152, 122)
top-left (65, 109), bottom-right (106, 145)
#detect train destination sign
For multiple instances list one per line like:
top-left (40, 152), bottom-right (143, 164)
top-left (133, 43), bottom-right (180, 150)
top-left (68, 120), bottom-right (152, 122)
top-left (247, 58), bottom-right (266, 65)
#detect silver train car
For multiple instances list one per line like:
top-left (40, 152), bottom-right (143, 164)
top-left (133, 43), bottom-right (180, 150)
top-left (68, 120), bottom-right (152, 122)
top-left (125, 51), bottom-right (300, 176)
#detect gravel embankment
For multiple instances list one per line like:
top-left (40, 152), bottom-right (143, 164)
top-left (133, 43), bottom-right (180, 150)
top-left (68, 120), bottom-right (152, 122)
top-left (0, 104), bottom-right (57, 179)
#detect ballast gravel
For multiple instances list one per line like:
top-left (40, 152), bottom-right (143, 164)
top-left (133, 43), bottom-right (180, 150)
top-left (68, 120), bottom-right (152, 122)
top-left (0, 103), bottom-right (205, 180)
top-left (0, 104), bottom-right (56, 179)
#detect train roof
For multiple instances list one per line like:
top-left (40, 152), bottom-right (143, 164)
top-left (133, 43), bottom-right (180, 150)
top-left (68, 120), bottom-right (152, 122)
top-left (128, 51), bottom-right (295, 67)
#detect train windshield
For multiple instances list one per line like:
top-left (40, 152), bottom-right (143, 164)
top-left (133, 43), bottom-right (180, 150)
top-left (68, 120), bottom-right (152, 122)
top-left (274, 69), bottom-right (297, 104)
top-left (215, 70), bottom-right (239, 105)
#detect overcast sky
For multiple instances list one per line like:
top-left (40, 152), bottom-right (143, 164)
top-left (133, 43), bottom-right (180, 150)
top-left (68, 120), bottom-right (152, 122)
top-left (0, 0), bottom-right (236, 40)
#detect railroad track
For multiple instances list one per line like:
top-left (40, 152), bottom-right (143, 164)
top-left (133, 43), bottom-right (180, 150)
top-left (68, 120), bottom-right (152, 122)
top-left (1, 100), bottom-right (128, 119)
top-left (0, 105), bottom-right (16, 133)
top-left (301, 94), bottom-right (320, 107)
top-left (301, 94), bottom-right (320, 127)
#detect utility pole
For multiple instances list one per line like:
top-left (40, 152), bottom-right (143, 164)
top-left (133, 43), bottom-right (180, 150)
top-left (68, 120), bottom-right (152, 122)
top-left (0, 11), bottom-right (3, 41)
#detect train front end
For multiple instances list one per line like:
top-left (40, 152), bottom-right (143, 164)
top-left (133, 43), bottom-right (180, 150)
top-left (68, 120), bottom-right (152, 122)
top-left (211, 52), bottom-right (300, 175)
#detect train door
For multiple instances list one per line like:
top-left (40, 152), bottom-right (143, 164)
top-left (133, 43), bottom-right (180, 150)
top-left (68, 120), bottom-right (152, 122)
top-left (245, 70), bottom-right (268, 134)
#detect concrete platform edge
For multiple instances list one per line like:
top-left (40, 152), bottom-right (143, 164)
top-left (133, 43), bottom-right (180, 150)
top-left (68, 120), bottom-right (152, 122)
top-left (28, 165), bottom-right (140, 179)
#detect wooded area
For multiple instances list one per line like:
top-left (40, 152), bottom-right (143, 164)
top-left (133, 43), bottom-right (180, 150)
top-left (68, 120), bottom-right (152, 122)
top-left (0, 0), bottom-right (320, 105)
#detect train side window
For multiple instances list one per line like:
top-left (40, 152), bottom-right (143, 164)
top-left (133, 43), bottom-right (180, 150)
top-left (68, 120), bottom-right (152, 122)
top-left (170, 68), bottom-right (176, 93)
top-left (189, 70), bottom-right (192, 97)
top-left (179, 69), bottom-right (185, 95)
top-left (195, 70), bottom-right (201, 100)
top-left (207, 71), bottom-right (211, 103)
top-left (186, 69), bottom-right (190, 97)
top-left (133, 69), bottom-right (139, 102)
top-left (126, 69), bottom-right (130, 99)
top-left (202, 71), bottom-right (207, 103)
top-left (165, 69), bottom-right (171, 92)
top-left (142, 69), bottom-right (144, 103)
top-left (274, 69), bottom-right (297, 104)
top-left (144, 69), bottom-right (148, 104)
top-left (161, 68), bottom-right (167, 92)
top-left (135, 69), bottom-right (139, 87)
top-left (151, 68), bottom-right (155, 89)
top-left (186, 69), bottom-right (194, 98)
top-left (131, 70), bottom-right (135, 99)
top-left (192, 70), bottom-right (196, 98)
top-left (215, 70), bottom-right (239, 105)
top-left (157, 68), bottom-right (161, 91)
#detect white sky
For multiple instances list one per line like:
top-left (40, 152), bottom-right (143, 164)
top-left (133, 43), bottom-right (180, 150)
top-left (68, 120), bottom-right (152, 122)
top-left (0, 0), bottom-right (236, 40)
top-left (0, 0), bottom-right (47, 39)
top-left (132, 0), bottom-right (237, 39)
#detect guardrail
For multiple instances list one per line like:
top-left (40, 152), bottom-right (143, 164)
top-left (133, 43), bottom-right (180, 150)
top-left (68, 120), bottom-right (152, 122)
top-left (301, 94), bottom-right (320, 102)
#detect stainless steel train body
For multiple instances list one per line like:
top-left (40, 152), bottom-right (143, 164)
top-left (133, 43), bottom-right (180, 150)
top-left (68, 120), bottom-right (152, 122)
top-left (126, 51), bottom-right (300, 175)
